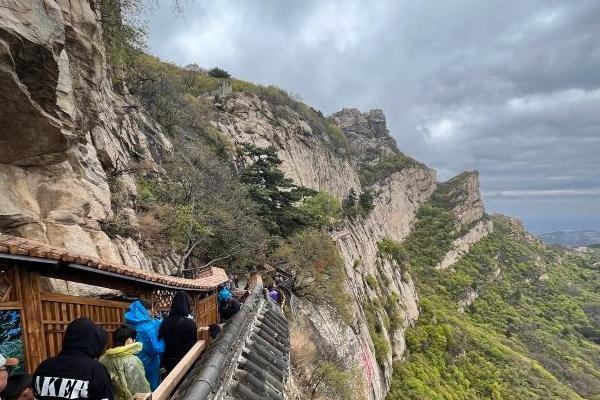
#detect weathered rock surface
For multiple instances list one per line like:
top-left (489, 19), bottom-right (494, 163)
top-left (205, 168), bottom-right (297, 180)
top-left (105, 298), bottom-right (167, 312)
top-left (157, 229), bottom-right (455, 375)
top-left (215, 94), bottom-right (361, 199)
top-left (0, 0), bottom-right (171, 272)
top-left (438, 219), bottom-right (494, 270)
top-left (436, 171), bottom-right (485, 230)
top-left (330, 108), bottom-right (398, 164)
top-left (212, 95), bottom-right (437, 398)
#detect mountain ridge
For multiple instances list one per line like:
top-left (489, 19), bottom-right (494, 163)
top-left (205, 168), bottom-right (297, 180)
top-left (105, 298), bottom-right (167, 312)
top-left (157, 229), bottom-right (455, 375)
top-left (538, 230), bottom-right (600, 248)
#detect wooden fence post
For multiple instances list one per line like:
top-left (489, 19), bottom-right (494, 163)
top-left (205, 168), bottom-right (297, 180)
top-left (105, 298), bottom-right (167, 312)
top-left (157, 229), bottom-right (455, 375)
top-left (18, 270), bottom-right (46, 372)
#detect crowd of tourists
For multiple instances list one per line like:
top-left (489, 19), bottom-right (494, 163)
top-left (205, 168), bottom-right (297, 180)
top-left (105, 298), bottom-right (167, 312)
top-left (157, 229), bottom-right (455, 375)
top-left (0, 290), bottom-right (199, 400)
top-left (0, 276), bottom-right (282, 400)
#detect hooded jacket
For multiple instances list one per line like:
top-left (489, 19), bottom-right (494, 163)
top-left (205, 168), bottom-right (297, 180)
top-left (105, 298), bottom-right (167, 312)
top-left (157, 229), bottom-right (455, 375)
top-left (32, 318), bottom-right (113, 400)
top-left (99, 343), bottom-right (150, 400)
top-left (217, 287), bottom-right (233, 304)
top-left (158, 291), bottom-right (197, 372)
top-left (124, 301), bottom-right (164, 390)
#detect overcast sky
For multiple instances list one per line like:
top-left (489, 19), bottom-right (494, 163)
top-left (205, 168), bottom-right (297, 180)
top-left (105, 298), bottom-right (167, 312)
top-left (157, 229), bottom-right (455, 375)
top-left (146, 0), bottom-right (600, 233)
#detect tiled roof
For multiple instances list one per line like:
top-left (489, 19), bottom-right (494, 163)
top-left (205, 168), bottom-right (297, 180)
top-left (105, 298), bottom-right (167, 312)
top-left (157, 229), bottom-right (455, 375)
top-left (0, 234), bottom-right (228, 290)
top-left (227, 300), bottom-right (290, 400)
top-left (171, 277), bottom-right (290, 400)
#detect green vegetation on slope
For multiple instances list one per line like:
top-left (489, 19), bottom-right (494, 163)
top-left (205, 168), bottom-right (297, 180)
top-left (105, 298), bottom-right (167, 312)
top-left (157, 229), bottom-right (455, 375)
top-left (383, 202), bottom-right (600, 400)
top-left (273, 229), bottom-right (352, 325)
top-left (358, 153), bottom-right (424, 187)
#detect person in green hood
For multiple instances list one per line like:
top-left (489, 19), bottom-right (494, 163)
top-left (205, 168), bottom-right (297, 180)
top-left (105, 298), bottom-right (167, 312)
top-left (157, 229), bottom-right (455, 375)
top-left (100, 326), bottom-right (150, 400)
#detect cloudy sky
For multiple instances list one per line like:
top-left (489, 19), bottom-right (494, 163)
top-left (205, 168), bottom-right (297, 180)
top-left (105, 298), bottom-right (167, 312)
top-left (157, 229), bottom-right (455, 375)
top-left (146, 0), bottom-right (600, 233)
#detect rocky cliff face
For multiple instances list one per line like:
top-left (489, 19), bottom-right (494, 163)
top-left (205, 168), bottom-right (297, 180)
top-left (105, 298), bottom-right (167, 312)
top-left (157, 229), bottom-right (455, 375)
top-left (214, 94), bottom-right (361, 198)
top-left (434, 171), bottom-right (493, 270)
top-left (0, 2), bottom-right (490, 398)
top-left (0, 0), bottom-right (173, 278)
top-left (330, 108), bottom-right (398, 164)
top-left (211, 98), bottom-right (440, 398)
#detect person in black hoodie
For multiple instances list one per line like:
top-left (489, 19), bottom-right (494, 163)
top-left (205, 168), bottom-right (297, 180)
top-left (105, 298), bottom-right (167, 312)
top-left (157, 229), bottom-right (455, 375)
top-left (158, 291), bottom-right (197, 373)
top-left (32, 317), bottom-right (113, 400)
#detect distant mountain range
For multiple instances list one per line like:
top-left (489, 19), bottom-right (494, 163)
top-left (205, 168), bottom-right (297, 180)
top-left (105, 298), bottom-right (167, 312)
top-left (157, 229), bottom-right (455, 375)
top-left (538, 230), bottom-right (600, 247)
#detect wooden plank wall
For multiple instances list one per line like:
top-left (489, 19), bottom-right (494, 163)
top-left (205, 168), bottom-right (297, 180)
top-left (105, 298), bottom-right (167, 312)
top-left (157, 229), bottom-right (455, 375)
top-left (39, 292), bottom-right (129, 358)
top-left (39, 292), bottom-right (218, 359)
top-left (196, 294), bottom-right (218, 327)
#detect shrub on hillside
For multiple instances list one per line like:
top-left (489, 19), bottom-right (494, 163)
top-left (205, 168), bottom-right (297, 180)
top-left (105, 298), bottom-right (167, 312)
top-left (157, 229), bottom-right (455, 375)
top-left (298, 191), bottom-right (342, 228)
top-left (358, 154), bottom-right (423, 187)
top-left (207, 67), bottom-right (231, 78)
top-left (273, 229), bottom-right (352, 325)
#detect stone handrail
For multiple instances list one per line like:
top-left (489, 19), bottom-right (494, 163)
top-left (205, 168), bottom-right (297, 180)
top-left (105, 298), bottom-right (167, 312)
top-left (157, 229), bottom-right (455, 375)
top-left (170, 276), bottom-right (265, 399)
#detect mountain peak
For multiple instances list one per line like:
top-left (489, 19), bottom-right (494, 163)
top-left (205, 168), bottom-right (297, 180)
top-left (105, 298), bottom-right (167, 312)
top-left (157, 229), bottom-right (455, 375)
top-left (330, 108), bottom-right (390, 138)
top-left (433, 171), bottom-right (485, 230)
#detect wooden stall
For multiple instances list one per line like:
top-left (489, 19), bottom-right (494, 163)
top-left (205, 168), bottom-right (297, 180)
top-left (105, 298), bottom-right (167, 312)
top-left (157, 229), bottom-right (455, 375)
top-left (0, 235), bottom-right (228, 373)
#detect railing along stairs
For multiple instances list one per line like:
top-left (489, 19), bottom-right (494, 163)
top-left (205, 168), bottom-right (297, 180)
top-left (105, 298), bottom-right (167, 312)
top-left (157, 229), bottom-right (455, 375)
top-left (135, 275), bottom-right (291, 400)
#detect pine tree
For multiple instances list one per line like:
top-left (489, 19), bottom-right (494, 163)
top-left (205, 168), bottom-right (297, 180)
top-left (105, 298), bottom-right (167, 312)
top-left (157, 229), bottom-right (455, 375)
top-left (342, 188), bottom-right (358, 217)
top-left (239, 144), bottom-right (316, 236)
top-left (358, 190), bottom-right (375, 217)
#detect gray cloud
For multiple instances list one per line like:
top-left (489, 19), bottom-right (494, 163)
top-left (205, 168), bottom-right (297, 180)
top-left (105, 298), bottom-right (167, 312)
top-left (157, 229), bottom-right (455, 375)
top-left (146, 0), bottom-right (600, 232)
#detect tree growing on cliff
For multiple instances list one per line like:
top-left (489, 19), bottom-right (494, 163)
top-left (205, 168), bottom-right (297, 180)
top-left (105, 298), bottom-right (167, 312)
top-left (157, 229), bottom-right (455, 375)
top-left (290, 323), bottom-right (358, 400)
top-left (342, 189), bottom-right (358, 218)
top-left (239, 144), bottom-right (317, 236)
top-left (97, 0), bottom-right (146, 71)
top-left (207, 67), bottom-right (231, 79)
top-left (358, 190), bottom-right (375, 217)
top-left (137, 140), bottom-right (267, 275)
top-left (273, 229), bottom-right (352, 324)
top-left (298, 192), bottom-right (342, 228)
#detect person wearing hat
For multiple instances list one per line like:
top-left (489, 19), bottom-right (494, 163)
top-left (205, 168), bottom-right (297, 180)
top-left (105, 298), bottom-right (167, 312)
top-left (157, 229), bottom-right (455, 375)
top-left (158, 291), bottom-right (197, 373)
top-left (124, 300), bottom-right (164, 390)
top-left (0, 355), bottom-right (19, 400)
top-left (100, 325), bottom-right (150, 400)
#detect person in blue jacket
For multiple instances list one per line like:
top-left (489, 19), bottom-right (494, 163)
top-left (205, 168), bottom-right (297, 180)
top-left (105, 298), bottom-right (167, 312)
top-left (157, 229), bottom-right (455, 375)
top-left (124, 300), bottom-right (164, 390)
top-left (217, 284), bottom-right (241, 320)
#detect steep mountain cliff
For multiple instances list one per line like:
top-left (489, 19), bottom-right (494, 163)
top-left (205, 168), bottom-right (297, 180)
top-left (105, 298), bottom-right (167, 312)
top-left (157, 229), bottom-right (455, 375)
top-left (0, 0), bottom-right (170, 274)
top-left (2, 2), bottom-right (598, 400)
top-left (209, 94), bottom-right (440, 396)
top-left (0, 3), bottom-right (439, 397)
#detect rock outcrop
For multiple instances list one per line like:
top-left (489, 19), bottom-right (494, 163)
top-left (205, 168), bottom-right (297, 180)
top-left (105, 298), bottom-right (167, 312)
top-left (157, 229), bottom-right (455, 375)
top-left (214, 94), bottom-right (361, 198)
top-left (434, 171), bottom-right (485, 230)
top-left (0, 0), bottom-right (171, 279)
top-left (330, 108), bottom-right (398, 164)
top-left (211, 95), bottom-right (437, 398)
top-left (437, 219), bottom-right (494, 270)
top-left (435, 171), bottom-right (493, 270)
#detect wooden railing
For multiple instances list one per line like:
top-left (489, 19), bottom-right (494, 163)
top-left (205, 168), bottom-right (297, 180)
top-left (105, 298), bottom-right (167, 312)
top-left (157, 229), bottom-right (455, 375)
top-left (140, 340), bottom-right (207, 400)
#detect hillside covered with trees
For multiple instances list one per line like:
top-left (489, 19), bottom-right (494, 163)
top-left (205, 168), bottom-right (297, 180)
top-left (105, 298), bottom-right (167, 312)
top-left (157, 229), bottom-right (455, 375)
top-left (382, 192), bottom-right (600, 399)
